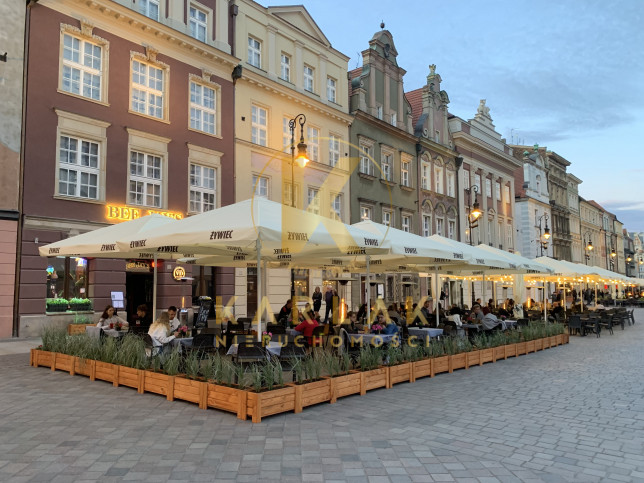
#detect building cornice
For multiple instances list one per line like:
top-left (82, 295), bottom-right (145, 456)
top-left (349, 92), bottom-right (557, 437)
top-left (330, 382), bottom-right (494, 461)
top-left (352, 110), bottom-right (418, 144)
top-left (452, 132), bottom-right (520, 170)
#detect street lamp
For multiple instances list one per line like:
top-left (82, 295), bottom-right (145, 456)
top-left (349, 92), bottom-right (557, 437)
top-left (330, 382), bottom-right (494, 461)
top-left (537, 213), bottom-right (550, 257)
top-left (583, 231), bottom-right (593, 265)
top-left (287, 114), bottom-right (309, 207)
top-left (464, 185), bottom-right (481, 246)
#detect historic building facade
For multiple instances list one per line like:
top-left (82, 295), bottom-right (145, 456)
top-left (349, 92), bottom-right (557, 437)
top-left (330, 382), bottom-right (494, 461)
top-left (16, 0), bottom-right (236, 335)
top-left (579, 198), bottom-right (603, 267)
top-left (545, 151), bottom-right (572, 261)
top-left (566, 173), bottom-right (583, 264)
top-left (347, 28), bottom-right (420, 308)
top-left (230, 1), bottom-right (352, 317)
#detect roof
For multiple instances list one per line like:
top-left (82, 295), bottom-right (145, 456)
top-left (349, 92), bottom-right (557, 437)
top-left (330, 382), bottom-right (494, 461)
top-left (347, 67), bottom-right (362, 97)
top-left (514, 166), bottom-right (526, 198)
top-left (587, 200), bottom-right (606, 213)
top-left (405, 87), bottom-right (423, 129)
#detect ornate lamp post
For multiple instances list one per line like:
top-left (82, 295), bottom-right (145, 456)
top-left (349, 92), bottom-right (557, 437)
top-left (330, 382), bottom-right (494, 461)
top-left (537, 213), bottom-right (550, 257)
top-left (287, 114), bottom-right (309, 208)
top-left (463, 186), bottom-right (481, 246)
top-left (583, 231), bottom-right (593, 265)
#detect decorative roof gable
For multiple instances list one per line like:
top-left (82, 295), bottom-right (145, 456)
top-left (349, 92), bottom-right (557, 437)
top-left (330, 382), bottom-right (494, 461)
top-left (268, 5), bottom-right (331, 47)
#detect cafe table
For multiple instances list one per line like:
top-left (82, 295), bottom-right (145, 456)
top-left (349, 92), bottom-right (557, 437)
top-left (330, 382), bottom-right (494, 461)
top-left (227, 341), bottom-right (282, 358)
top-left (408, 327), bottom-right (443, 339)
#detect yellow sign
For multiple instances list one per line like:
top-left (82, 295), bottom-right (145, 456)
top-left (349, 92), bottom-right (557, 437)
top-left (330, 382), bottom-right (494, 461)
top-left (172, 266), bottom-right (186, 281)
top-left (125, 261), bottom-right (151, 272)
top-left (106, 205), bottom-right (184, 222)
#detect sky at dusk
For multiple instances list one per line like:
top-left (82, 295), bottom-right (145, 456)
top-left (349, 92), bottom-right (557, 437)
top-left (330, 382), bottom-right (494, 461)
top-left (297, 0), bottom-right (644, 232)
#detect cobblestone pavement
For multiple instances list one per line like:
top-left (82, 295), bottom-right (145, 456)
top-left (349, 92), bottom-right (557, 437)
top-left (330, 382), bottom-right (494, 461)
top-left (1, 310), bottom-right (644, 483)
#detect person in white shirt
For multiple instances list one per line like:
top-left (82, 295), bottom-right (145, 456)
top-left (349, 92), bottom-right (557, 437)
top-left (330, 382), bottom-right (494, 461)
top-left (167, 305), bottom-right (181, 331)
top-left (97, 305), bottom-right (128, 328)
top-left (148, 312), bottom-right (179, 349)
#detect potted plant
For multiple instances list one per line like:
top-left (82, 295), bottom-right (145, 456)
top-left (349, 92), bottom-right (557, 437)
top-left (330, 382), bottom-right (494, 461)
top-left (68, 314), bottom-right (95, 335)
top-left (385, 344), bottom-right (412, 387)
top-left (69, 297), bottom-right (92, 312)
top-left (46, 298), bottom-right (69, 313)
top-left (357, 346), bottom-right (388, 393)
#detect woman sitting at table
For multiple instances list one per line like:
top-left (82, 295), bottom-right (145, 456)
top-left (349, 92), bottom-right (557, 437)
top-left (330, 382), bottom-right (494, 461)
top-left (294, 313), bottom-right (320, 347)
top-left (97, 305), bottom-right (129, 329)
top-left (148, 312), bottom-right (180, 349)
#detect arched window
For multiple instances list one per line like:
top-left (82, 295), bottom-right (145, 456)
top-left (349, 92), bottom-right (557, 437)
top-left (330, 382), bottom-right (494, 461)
top-left (447, 207), bottom-right (457, 239)
top-left (422, 200), bottom-right (433, 237)
top-left (434, 157), bottom-right (444, 194)
top-left (435, 203), bottom-right (446, 237)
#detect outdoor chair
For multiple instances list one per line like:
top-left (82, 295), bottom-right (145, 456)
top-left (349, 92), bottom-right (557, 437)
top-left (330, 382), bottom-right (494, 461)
top-left (583, 318), bottom-right (601, 338)
top-left (310, 325), bottom-right (325, 348)
top-left (516, 318), bottom-right (529, 328)
top-left (128, 325), bottom-right (148, 336)
top-left (338, 327), bottom-right (361, 361)
top-left (236, 317), bottom-right (253, 331)
top-left (598, 315), bottom-right (614, 335)
top-left (612, 313), bottom-right (626, 331)
top-left (234, 342), bottom-right (266, 364)
top-left (567, 315), bottom-right (582, 336)
top-left (185, 333), bottom-right (215, 356)
top-left (279, 344), bottom-right (307, 382)
top-left (266, 323), bottom-right (286, 334)
top-left (628, 309), bottom-right (635, 325)
top-left (226, 321), bottom-right (246, 334)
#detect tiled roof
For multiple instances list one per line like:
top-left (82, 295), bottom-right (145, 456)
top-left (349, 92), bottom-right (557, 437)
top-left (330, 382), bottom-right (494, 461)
top-left (514, 166), bottom-right (526, 198)
top-left (405, 87), bottom-right (424, 130)
top-left (348, 67), bottom-right (362, 97)
top-left (587, 200), bottom-right (606, 213)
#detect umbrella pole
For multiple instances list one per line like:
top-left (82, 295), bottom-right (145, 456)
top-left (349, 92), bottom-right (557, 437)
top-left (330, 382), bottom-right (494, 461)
top-left (152, 254), bottom-right (158, 321)
top-left (543, 279), bottom-right (547, 323)
top-left (256, 237), bottom-right (262, 341)
top-left (434, 267), bottom-right (439, 328)
top-left (366, 255), bottom-right (371, 327)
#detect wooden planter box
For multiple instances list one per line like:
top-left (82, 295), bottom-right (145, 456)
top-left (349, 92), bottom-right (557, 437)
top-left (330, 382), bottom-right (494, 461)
top-left (53, 353), bottom-right (74, 373)
top-left (361, 367), bottom-right (388, 393)
top-left (480, 349), bottom-right (494, 364)
top-left (516, 342), bottom-right (527, 355)
top-left (505, 344), bottom-right (517, 358)
top-left (143, 371), bottom-right (172, 397)
top-left (466, 350), bottom-right (481, 367)
top-left (294, 378), bottom-right (331, 411)
top-left (207, 384), bottom-right (247, 420)
top-left (388, 363), bottom-right (412, 387)
top-left (493, 347), bottom-right (505, 361)
top-left (330, 372), bottom-right (362, 401)
top-left (525, 340), bottom-right (536, 353)
top-left (116, 366), bottom-right (141, 390)
top-left (32, 349), bottom-right (52, 368)
top-left (412, 359), bottom-right (432, 379)
top-left (94, 361), bottom-right (116, 383)
top-left (562, 333), bottom-right (569, 344)
top-left (67, 324), bottom-right (94, 336)
top-left (535, 338), bottom-right (544, 351)
top-left (432, 356), bottom-right (449, 376)
top-left (549, 336), bottom-right (558, 347)
top-left (74, 358), bottom-right (94, 378)
top-left (247, 385), bottom-right (296, 423)
top-left (449, 353), bottom-right (466, 372)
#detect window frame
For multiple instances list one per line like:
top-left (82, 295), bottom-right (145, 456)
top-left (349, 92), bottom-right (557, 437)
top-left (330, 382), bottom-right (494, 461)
top-left (434, 163), bottom-right (444, 194)
top-left (303, 65), bottom-right (314, 93)
top-left (247, 36), bottom-right (261, 68)
top-left (57, 134), bottom-right (101, 201)
top-left (401, 214), bottom-right (411, 233)
top-left (436, 217), bottom-right (444, 237)
top-left (189, 5), bottom-right (208, 42)
top-left (446, 170), bottom-right (455, 197)
top-left (485, 178), bottom-right (492, 197)
top-left (188, 75), bottom-right (221, 137)
top-left (251, 104), bottom-right (268, 146)
top-left (187, 143), bottom-right (222, 214)
top-left (331, 193), bottom-right (342, 221)
top-left (359, 138), bottom-right (375, 176)
top-left (139, 0), bottom-right (160, 20)
top-left (382, 208), bottom-right (393, 227)
top-left (422, 214), bottom-right (432, 237)
top-left (381, 148), bottom-right (394, 182)
top-left (307, 125), bottom-right (320, 162)
top-left (328, 134), bottom-right (340, 168)
top-left (188, 163), bottom-right (217, 213)
top-left (306, 186), bottom-right (320, 215)
top-left (360, 204), bottom-right (373, 221)
top-left (326, 76), bottom-right (336, 102)
top-left (448, 219), bottom-right (456, 240)
top-left (252, 174), bottom-right (269, 198)
top-left (495, 181), bottom-right (501, 200)
top-left (401, 159), bottom-right (410, 187)
top-left (421, 160), bottom-right (431, 190)
top-left (129, 54), bottom-right (169, 122)
top-left (280, 53), bottom-right (291, 82)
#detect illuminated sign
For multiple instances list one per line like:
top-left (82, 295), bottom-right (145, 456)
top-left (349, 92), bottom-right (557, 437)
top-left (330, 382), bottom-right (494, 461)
top-left (106, 205), bottom-right (184, 223)
top-left (172, 266), bottom-right (186, 281)
top-left (126, 261), bottom-right (152, 272)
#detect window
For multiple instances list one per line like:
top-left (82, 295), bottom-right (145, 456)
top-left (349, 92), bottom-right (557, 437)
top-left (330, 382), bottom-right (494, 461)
top-left (382, 209), bottom-right (392, 227)
top-left (280, 54), bottom-right (290, 82)
top-left (303, 65), bottom-right (314, 92)
top-left (252, 175), bottom-right (268, 198)
top-left (61, 33), bottom-right (103, 101)
top-left (331, 194), bottom-right (342, 221)
top-left (307, 187), bottom-right (320, 215)
top-left (189, 81), bottom-right (217, 135)
top-left (447, 171), bottom-right (455, 197)
top-left (402, 215), bottom-right (411, 233)
top-left (248, 37), bottom-right (261, 68)
top-left (189, 6), bottom-right (207, 42)
top-left (435, 164), bottom-right (444, 194)
top-left (327, 77), bottom-right (336, 102)
top-left (504, 185), bottom-right (510, 202)
top-left (283, 182), bottom-right (299, 207)
top-left (436, 218), bottom-right (444, 237)
top-left (189, 164), bottom-right (216, 213)
top-left (506, 221), bottom-right (513, 248)
top-left (131, 59), bottom-right (165, 119)
top-left (485, 178), bottom-right (492, 197)
top-left (129, 151), bottom-right (162, 208)
top-left (307, 126), bottom-right (320, 162)
top-left (391, 112), bottom-right (397, 127)
top-left (58, 135), bottom-right (100, 200)
top-left (487, 219), bottom-right (493, 245)
top-left (474, 173), bottom-right (481, 191)
top-left (360, 205), bottom-right (372, 220)
top-left (498, 221), bottom-right (503, 247)
top-left (401, 160), bottom-right (410, 187)
top-left (377, 106), bottom-right (383, 120)
top-left (495, 181), bottom-right (501, 200)
top-left (139, 0), bottom-right (159, 20)
top-left (381, 152), bottom-right (392, 181)
top-left (329, 135), bottom-right (340, 167)
top-left (421, 162), bottom-right (430, 190)
top-left (282, 117), bottom-right (291, 153)
top-left (435, 130), bottom-right (440, 143)
top-left (448, 220), bottom-right (456, 239)
top-left (47, 257), bottom-right (88, 301)
top-left (464, 170), bottom-right (470, 189)
top-left (422, 214), bottom-right (432, 237)
top-left (359, 142), bottom-right (374, 176)
top-left (251, 105), bottom-right (267, 146)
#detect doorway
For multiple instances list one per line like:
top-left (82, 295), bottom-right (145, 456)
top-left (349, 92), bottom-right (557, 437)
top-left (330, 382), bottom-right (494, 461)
top-left (126, 273), bottom-right (153, 321)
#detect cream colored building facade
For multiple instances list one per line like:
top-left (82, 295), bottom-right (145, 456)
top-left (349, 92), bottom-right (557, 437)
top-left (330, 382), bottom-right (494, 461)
top-left (231, 1), bottom-right (353, 317)
top-left (579, 198), bottom-right (603, 268)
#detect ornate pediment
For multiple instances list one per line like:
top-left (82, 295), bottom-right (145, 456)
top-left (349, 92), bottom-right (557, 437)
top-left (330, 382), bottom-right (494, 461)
top-left (268, 6), bottom-right (331, 47)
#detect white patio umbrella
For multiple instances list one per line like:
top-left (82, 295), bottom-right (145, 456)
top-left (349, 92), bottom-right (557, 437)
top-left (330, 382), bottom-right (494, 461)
top-left (39, 214), bottom-right (183, 318)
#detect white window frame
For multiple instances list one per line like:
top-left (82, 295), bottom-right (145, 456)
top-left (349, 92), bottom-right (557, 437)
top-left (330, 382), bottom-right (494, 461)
top-left (139, 0), bottom-right (159, 20)
top-left (435, 164), bottom-right (444, 194)
top-left (303, 65), bottom-right (314, 92)
top-left (381, 149), bottom-right (393, 181)
top-left (504, 185), bottom-right (510, 203)
top-left (282, 117), bottom-right (291, 153)
top-left (359, 139), bottom-right (375, 176)
top-left (448, 219), bottom-right (456, 240)
top-left (283, 182), bottom-right (299, 207)
top-left (377, 105), bottom-right (383, 120)
top-left (57, 134), bottom-right (101, 201)
top-left (129, 150), bottom-right (163, 208)
top-left (506, 221), bottom-right (513, 248)
top-left (390, 111), bottom-right (397, 127)
top-left (187, 143), bottom-right (222, 213)
top-left (60, 30), bottom-right (106, 103)
top-left (421, 161), bottom-right (430, 190)
top-left (382, 209), bottom-right (393, 227)
top-left (498, 221), bottom-right (503, 247)
top-left (485, 178), bottom-right (492, 197)
top-left (402, 214), bottom-right (411, 233)
top-left (447, 171), bottom-right (455, 197)
top-left (189, 163), bottom-right (216, 213)
top-left (253, 174), bottom-right (268, 198)
top-left (329, 134), bottom-right (340, 167)
top-left (495, 181), bottom-right (501, 200)
top-left (130, 56), bottom-right (168, 121)
top-left (474, 173), bottom-right (481, 191)
top-left (464, 170), bottom-right (470, 189)
top-left (422, 214), bottom-right (432, 237)
top-left (307, 126), bottom-right (320, 162)
top-left (189, 76), bottom-right (220, 136)
top-left (280, 53), bottom-right (290, 82)
top-left (251, 104), bottom-right (267, 146)
top-left (248, 36), bottom-right (261, 68)
top-left (401, 160), bottom-right (410, 187)
top-left (189, 6), bottom-right (208, 42)
top-left (331, 193), bottom-right (342, 221)
top-left (360, 205), bottom-right (373, 221)
top-left (327, 77), bottom-right (336, 102)
top-left (436, 217), bottom-right (444, 237)
top-left (307, 187), bottom-right (320, 215)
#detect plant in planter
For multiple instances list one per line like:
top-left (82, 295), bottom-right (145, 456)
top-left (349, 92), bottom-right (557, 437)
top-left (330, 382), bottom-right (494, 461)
top-left (69, 298), bottom-right (92, 312)
top-left (163, 346), bottom-right (182, 376)
top-left (358, 346), bottom-right (381, 372)
top-left (46, 298), bottom-right (69, 313)
top-left (184, 350), bottom-right (202, 380)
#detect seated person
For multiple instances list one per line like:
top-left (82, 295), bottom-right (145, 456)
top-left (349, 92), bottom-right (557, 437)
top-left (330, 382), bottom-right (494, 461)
top-left (167, 305), bottom-right (181, 331)
top-left (387, 304), bottom-right (401, 320)
top-left (340, 311), bottom-right (358, 333)
top-left (481, 312), bottom-right (506, 330)
top-left (497, 306), bottom-right (510, 318)
top-left (97, 305), bottom-right (129, 329)
top-left (482, 306), bottom-right (491, 315)
top-left (419, 300), bottom-right (432, 325)
top-left (278, 299), bottom-right (293, 326)
top-left (468, 305), bottom-right (485, 323)
top-left (513, 304), bottom-right (524, 319)
top-left (132, 304), bottom-right (152, 328)
top-left (449, 304), bottom-right (462, 316)
top-left (294, 314), bottom-right (320, 346)
top-left (382, 317), bottom-right (400, 335)
top-left (148, 312), bottom-right (180, 349)
top-left (356, 303), bottom-right (367, 321)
